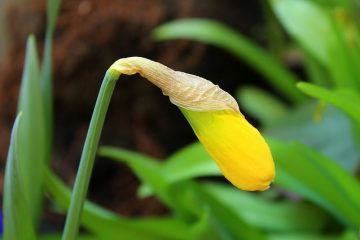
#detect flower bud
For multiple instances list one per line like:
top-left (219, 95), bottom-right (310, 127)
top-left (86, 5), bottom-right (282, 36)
top-left (110, 57), bottom-right (275, 191)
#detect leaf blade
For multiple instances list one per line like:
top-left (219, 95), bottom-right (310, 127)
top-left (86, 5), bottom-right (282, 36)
top-left (17, 35), bottom-right (47, 224)
top-left (3, 114), bottom-right (37, 240)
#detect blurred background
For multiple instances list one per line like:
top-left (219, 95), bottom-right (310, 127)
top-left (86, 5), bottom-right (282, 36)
top-left (0, 0), bottom-right (274, 226)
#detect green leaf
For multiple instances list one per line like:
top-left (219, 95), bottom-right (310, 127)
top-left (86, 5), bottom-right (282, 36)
top-left (302, 48), bottom-right (331, 87)
top-left (98, 146), bottom-right (217, 225)
top-left (98, 146), bottom-right (199, 219)
top-left (327, 14), bottom-right (360, 89)
top-left (297, 82), bottom-right (360, 126)
top-left (266, 103), bottom-right (359, 172)
top-left (163, 143), bottom-right (220, 183)
top-left (201, 183), bottom-right (329, 232)
top-left (237, 86), bottom-right (289, 127)
top-left (3, 113), bottom-right (36, 240)
top-left (269, 139), bottom-right (360, 228)
top-left (153, 18), bottom-right (305, 103)
top-left (191, 183), bottom-right (266, 240)
top-left (46, 0), bottom-right (61, 32)
top-left (40, 0), bottom-right (61, 161)
top-left (270, 0), bottom-right (333, 66)
top-left (269, 229), bottom-right (359, 240)
top-left (261, 0), bottom-right (287, 59)
top-left (17, 35), bottom-right (47, 224)
top-left (268, 232), bottom-right (356, 240)
top-left (178, 209), bottom-right (230, 240)
top-left (39, 235), bottom-right (96, 240)
top-left (97, 146), bottom-right (173, 206)
top-left (44, 169), bottom-right (192, 240)
top-left (271, 0), bottom-right (359, 88)
top-left (136, 143), bottom-right (221, 198)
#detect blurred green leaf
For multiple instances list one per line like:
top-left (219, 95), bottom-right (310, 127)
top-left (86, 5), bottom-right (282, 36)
top-left (302, 48), bottom-right (331, 87)
top-left (17, 35), bottom-right (47, 225)
top-left (40, 0), bottom-right (61, 161)
top-left (270, 0), bottom-right (333, 66)
top-left (271, 0), bottom-right (359, 88)
top-left (40, 235), bottom-right (96, 240)
top-left (327, 13), bottom-right (360, 89)
top-left (268, 232), bottom-right (356, 240)
top-left (3, 114), bottom-right (36, 240)
top-left (262, 0), bottom-right (287, 59)
top-left (163, 143), bottom-right (219, 183)
top-left (153, 18), bottom-right (305, 103)
top-left (187, 211), bottom-right (222, 240)
top-left (46, 0), bottom-right (61, 31)
top-left (269, 228), bottom-right (358, 240)
top-left (266, 103), bottom-right (359, 171)
top-left (98, 146), bottom-right (265, 239)
top-left (97, 146), bottom-right (175, 207)
top-left (269, 139), bottom-right (360, 228)
top-left (297, 82), bottom-right (360, 126)
top-left (98, 147), bottom-right (211, 222)
top-left (237, 86), bottom-right (289, 126)
top-left (191, 183), bottom-right (266, 240)
top-left (201, 183), bottom-right (329, 232)
top-left (138, 143), bottom-right (220, 198)
top-left (45, 169), bottom-right (192, 240)
top-left (98, 146), bottom-right (207, 221)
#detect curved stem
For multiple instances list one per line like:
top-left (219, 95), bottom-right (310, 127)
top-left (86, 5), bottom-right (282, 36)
top-left (61, 69), bottom-right (120, 240)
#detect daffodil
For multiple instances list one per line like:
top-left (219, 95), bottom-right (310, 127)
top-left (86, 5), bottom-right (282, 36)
top-left (110, 57), bottom-right (275, 191)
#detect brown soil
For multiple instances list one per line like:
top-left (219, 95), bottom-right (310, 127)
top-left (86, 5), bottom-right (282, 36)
top-left (0, 0), bottom-right (264, 226)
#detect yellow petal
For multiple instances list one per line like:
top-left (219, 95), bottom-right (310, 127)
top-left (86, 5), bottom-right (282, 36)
top-left (181, 109), bottom-right (275, 191)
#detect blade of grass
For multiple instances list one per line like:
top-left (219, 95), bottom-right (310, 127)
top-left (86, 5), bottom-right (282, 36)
top-left (269, 139), bottom-right (360, 228)
top-left (270, 0), bottom-right (333, 66)
top-left (268, 231), bottom-right (357, 240)
top-left (99, 146), bottom-right (220, 225)
top-left (270, 0), bottom-right (359, 88)
top-left (201, 183), bottom-right (329, 232)
top-left (45, 169), bottom-right (191, 240)
top-left (152, 19), bottom-right (306, 103)
top-left (327, 10), bottom-right (360, 89)
top-left (297, 82), bottom-right (360, 126)
top-left (261, 0), bottom-right (287, 59)
top-left (162, 143), bottom-right (220, 182)
top-left (99, 144), bottom-right (221, 199)
top-left (3, 113), bottom-right (36, 240)
top-left (98, 146), bottom-right (181, 213)
top-left (302, 48), bottom-right (331, 87)
top-left (191, 183), bottom-right (266, 240)
top-left (40, 0), bottom-right (61, 162)
top-left (17, 35), bottom-right (46, 225)
top-left (40, 235), bottom-right (96, 240)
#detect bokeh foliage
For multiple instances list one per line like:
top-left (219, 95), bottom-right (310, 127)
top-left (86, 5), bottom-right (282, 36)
top-left (3, 0), bottom-right (360, 239)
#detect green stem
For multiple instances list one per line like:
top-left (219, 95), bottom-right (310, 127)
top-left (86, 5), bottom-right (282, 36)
top-left (61, 69), bottom-right (120, 240)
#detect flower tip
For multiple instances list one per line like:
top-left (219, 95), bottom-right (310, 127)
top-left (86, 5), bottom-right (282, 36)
top-left (181, 109), bottom-right (275, 192)
top-left (233, 171), bottom-right (275, 191)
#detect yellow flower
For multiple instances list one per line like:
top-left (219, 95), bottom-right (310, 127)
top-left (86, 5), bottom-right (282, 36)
top-left (110, 57), bottom-right (275, 191)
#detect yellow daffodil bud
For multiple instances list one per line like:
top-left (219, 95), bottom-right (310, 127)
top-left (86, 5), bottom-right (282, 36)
top-left (110, 57), bottom-right (275, 191)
